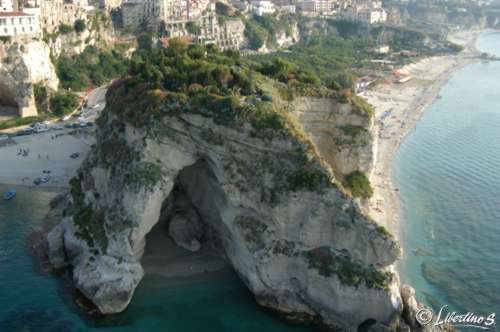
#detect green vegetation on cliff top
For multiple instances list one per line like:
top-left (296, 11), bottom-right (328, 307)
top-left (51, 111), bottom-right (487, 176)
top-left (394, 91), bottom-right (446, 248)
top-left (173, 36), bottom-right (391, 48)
top-left (106, 40), bottom-right (332, 129)
top-left (56, 46), bottom-right (129, 91)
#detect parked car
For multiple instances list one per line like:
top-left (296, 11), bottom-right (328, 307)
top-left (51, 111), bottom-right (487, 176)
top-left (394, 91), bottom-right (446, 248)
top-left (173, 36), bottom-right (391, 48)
top-left (17, 128), bottom-right (34, 136)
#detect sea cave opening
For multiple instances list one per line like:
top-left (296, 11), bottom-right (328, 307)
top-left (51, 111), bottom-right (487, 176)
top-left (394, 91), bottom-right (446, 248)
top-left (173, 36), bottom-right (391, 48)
top-left (0, 82), bottom-right (19, 120)
top-left (141, 159), bottom-right (231, 279)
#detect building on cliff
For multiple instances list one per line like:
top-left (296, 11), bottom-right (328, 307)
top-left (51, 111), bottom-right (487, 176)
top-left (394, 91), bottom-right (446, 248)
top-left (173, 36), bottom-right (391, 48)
top-left (122, 0), bottom-right (244, 50)
top-left (122, 0), bottom-right (212, 31)
top-left (343, 0), bottom-right (387, 24)
top-left (37, 0), bottom-right (89, 34)
top-left (251, 0), bottom-right (276, 16)
top-left (0, 0), bottom-right (41, 38)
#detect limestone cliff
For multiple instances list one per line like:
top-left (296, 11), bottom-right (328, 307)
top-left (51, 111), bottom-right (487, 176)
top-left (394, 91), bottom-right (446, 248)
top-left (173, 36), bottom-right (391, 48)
top-left (0, 41), bottom-right (59, 117)
top-left (47, 14), bottom-right (118, 57)
top-left (290, 97), bottom-right (374, 178)
top-left (275, 22), bottom-right (300, 49)
top-left (42, 51), bottom-right (441, 331)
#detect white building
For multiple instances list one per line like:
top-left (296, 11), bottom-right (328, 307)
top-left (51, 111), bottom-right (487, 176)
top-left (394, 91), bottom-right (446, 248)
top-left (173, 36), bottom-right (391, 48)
top-left (278, 4), bottom-right (295, 14)
top-left (342, 0), bottom-right (387, 24)
top-left (0, 12), bottom-right (40, 37)
top-left (0, 0), bottom-right (41, 38)
top-left (251, 0), bottom-right (275, 16)
top-left (0, 0), bottom-right (14, 12)
top-left (298, 0), bottom-right (336, 14)
top-left (122, 0), bottom-right (212, 31)
top-left (357, 7), bottom-right (386, 24)
top-left (100, 0), bottom-right (123, 9)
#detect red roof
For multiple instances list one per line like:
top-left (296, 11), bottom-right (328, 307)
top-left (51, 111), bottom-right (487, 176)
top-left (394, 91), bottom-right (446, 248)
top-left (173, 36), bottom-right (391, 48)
top-left (0, 12), bottom-right (31, 17)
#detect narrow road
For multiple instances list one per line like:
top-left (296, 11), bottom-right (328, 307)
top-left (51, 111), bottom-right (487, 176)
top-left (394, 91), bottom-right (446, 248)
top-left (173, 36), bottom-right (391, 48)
top-left (86, 86), bottom-right (108, 109)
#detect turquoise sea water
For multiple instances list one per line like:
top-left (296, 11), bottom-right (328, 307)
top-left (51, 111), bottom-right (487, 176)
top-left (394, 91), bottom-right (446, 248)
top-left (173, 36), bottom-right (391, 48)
top-left (396, 31), bottom-right (500, 319)
top-left (0, 185), bottom-right (314, 332)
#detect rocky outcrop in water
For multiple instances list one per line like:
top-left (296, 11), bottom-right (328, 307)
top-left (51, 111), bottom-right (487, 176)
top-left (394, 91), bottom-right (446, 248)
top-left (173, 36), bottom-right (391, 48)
top-left (41, 50), bottom-right (445, 331)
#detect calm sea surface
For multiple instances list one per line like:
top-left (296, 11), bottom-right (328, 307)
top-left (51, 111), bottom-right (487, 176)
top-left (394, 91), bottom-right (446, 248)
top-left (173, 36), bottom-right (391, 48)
top-left (0, 185), bottom-right (315, 331)
top-left (396, 31), bottom-right (500, 320)
top-left (1, 32), bottom-right (500, 331)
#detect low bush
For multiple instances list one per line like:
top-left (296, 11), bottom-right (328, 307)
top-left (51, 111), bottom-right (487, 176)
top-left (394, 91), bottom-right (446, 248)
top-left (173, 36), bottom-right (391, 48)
top-left (344, 171), bottom-right (373, 198)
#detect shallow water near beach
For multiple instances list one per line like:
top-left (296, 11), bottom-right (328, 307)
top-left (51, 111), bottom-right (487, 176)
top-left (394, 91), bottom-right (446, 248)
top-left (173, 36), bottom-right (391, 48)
top-left (396, 31), bottom-right (500, 320)
top-left (0, 183), bottom-right (315, 331)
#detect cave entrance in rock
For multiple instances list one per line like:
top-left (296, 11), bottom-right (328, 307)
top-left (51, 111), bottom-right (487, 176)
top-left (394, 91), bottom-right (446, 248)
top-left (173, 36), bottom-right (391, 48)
top-left (0, 82), bottom-right (19, 120)
top-left (141, 159), bottom-right (230, 279)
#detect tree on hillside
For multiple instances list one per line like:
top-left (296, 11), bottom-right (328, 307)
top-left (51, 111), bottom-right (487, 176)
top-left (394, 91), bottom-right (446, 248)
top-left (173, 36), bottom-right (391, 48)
top-left (50, 91), bottom-right (80, 116)
top-left (74, 19), bottom-right (86, 34)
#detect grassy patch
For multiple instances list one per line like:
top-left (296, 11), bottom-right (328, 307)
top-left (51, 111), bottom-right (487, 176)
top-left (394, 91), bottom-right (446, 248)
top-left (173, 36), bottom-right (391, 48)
top-left (344, 170), bottom-right (373, 199)
top-left (0, 116), bottom-right (45, 130)
top-left (350, 95), bottom-right (374, 118)
top-left (287, 168), bottom-right (332, 192)
top-left (69, 176), bottom-right (108, 253)
top-left (339, 125), bottom-right (366, 137)
top-left (377, 225), bottom-right (393, 239)
top-left (126, 162), bottom-right (163, 189)
top-left (304, 247), bottom-right (393, 290)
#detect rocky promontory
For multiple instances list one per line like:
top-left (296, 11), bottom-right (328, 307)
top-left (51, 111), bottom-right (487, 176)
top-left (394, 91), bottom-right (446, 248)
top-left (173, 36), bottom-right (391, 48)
top-left (42, 44), bottom-right (440, 331)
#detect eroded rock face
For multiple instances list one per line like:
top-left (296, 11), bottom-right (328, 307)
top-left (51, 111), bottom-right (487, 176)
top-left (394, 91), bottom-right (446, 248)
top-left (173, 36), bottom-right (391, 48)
top-left (45, 96), bottom-right (406, 330)
top-left (291, 97), bottom-right (374, 177)
top-left (0, 41), bottom-right (59, 117)
top-left (166, 187), bottom-right (204, 252)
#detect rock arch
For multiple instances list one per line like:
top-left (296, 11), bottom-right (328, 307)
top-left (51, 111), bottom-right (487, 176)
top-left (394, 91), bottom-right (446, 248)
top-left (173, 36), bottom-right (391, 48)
top-left (46, 112), bottom-right (403, 329)
top-left (141, 159), bottom-right (231, 277)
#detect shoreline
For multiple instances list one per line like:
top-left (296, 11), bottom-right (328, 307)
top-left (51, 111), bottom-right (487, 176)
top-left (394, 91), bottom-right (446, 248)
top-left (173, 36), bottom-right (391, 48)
top-left (362, 29), bottom-right (488, 264)
top-left (0, 128), bottom-right (94, 189)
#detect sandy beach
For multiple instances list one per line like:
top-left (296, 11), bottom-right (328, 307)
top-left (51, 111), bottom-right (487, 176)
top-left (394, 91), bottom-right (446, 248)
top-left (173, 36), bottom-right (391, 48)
top-left (361, 30), bottom-right (487, 237)
top-left (0, 86), bottom-right (106, 189)
top-left (142, 219), bottom-right (229, 283)
top-left (0, 128), bottom-right (94, 188)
